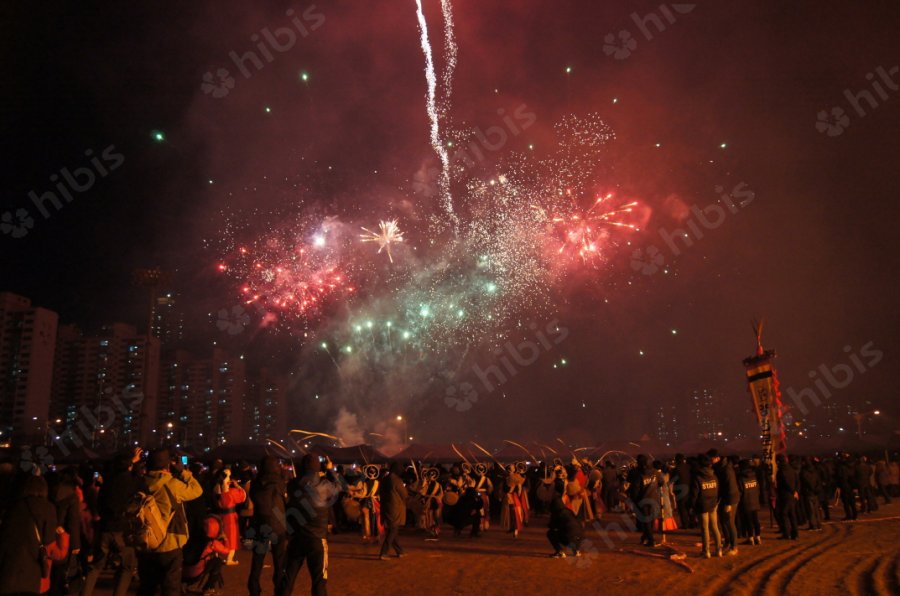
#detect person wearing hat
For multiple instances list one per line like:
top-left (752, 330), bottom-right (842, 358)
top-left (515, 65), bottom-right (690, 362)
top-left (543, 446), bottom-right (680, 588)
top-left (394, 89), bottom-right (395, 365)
top-left (278, 454), bottom-right (346, 596)
top-left (136, 448), bottom-right (203, 596)
top-left (472, 464), bottom-right (493, 532)
top-left (418, 468), bottom-right (443, 541)
top-left (378, 461), bottom-right (409, 560)
top-left (348, 464), bottom-right (382, 543)
top-left (501, 466), bottom-right (526, 538)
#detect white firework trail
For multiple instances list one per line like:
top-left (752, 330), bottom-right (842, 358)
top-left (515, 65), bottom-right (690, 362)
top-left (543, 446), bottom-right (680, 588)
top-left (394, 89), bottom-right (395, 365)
top-left (439, 0), bottom-right (457, 117)
top-left (414, 0), bottom-right (458, 229)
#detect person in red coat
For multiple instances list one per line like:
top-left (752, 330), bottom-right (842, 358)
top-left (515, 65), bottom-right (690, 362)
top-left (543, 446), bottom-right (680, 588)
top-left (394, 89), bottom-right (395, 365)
top-left (215, 467), bottom-right (247, 565)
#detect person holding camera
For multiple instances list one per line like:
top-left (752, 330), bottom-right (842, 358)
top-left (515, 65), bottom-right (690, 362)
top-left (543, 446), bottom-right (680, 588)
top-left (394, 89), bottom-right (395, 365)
top-left (214, 467), bottom-right (246, 566)
top-left (277, 454), bottom-right (346, 596)
top-left (136, 448), bottom-right (203, 596)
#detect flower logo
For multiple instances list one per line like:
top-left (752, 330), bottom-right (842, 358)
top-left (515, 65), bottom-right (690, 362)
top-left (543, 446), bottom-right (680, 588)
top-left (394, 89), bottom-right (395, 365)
top-left (244, 524), bottom-right (278, 554)
top-left (603, 31), bottom-right (638, 60)
top-left (20, 446), bottom-right (53, 473)
top-left (815, 107), bottom-right (849, 137)
top-left (217, 305), bottom-right (250, 335)
top-left (630, 246), bottom-right (665, 275)
top-left (444, 382), bottom-right (478, 412)
top-left (1, 208), bottom-right (35, 239)
top-left (411, 166), bottom-right (440, 198)
top-left (201, 68), bottom-right (236, 99)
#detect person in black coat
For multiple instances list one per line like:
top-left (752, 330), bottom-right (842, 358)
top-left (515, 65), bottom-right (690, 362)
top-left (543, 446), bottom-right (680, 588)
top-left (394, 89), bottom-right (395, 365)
top-left (799, 458), bottom-right (823, 531)
top-left (691, 455), bottom-right (722, 558)
top-left (452, 487), bottom-right (483, 537)
top-left (709, 450), bottom-right (739, 555)
top-left (737, 460), bottom-right (762, 545)
top-left (278, 454), bottom-right (346, 596)
top-left (547, 495), bottom-right (583, 558)
top-left (0, 475), bottom-right (69, 595)
top-left (248, 456), bottom-right (288, 596)
top-left (835, 454), bottom-right (858, 520)
top-left (82, 451), bottom-right (142, 596)
top-left (378, 461), bottom-right (409, 560)
top-left (629, 454), bottom-right (660, 548)
top-left (671, 454), bottom-right (694, 529)
top-left (775, 454), bottom-right (799, 540)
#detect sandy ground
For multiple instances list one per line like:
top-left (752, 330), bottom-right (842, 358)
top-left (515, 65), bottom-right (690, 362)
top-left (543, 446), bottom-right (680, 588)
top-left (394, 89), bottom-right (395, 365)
top-left (91, 502), bottom-right (900, 595)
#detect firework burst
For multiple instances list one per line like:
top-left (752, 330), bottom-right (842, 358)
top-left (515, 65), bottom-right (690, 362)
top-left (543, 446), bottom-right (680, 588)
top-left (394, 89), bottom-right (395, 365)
top-left (360, 219), bottom-right (405, 263)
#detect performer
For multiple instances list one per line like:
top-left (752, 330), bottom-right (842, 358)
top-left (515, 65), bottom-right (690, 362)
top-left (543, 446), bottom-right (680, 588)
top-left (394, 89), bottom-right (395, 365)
top-left (501, 465), bottom-right (526, 538)
top-left (348, 465), bottom-right (382, 543)
top-left (214, 467), bottom-right (247, 565)
top-left (418, 467), bottom-right (443, 541)
top-left (547, 495), bottom-right (583, 558)
top-left (516, 462), bottom-right (531, 526)
top-left (472, 464), bottom-right (493, 531)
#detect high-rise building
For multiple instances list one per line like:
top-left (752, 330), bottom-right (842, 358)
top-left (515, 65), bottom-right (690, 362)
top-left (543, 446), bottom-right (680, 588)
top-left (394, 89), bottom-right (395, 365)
top-left (689, 388), bottom-right (725, 439)
top-left (157, 347), bottom-right (246, 450)
top-left (246, 367), bottom-right (289, 444)
top-left (0, 293), bottom-right (58, 446)
top-left (152, 293), bottom-right (184, 348)
top-left (654, 404), bottom-right (680, 444)
top-left (51, 323), bottom-right (160, 450)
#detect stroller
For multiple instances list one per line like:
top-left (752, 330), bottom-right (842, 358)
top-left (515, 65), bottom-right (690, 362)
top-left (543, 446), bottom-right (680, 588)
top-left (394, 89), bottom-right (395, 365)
top-left (182, 514), bottom-right (230, 594)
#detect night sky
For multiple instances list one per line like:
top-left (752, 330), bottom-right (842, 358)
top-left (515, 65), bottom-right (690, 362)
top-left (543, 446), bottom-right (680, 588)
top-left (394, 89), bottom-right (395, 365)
top-left (3, 1), bottom-right (899, 445)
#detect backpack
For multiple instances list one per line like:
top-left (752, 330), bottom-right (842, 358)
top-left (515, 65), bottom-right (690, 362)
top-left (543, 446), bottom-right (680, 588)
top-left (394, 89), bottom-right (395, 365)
top-left (125, 483), bottom-right (176, 551)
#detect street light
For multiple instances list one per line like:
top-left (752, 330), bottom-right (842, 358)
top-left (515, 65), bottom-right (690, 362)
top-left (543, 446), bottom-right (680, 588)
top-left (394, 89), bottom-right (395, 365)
top-left (853, 409), bottom-right (881, 439)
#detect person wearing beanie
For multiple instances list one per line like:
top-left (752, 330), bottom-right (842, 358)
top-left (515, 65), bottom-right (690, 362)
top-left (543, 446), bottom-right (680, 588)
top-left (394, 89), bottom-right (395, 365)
top-left (136, 448), bottom-right (203, 596)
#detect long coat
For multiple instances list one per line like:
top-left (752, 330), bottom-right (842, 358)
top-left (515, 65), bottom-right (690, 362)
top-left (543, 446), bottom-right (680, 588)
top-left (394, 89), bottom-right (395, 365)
top-left (378, 472), bottom-right (408, 526)
top-left (0, 496), bottom-right (68, 594)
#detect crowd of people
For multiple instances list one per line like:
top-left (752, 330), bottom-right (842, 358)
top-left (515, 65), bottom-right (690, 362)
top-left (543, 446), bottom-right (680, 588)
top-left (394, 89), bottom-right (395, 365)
top-left (0, 445), bottom-right (896, 595)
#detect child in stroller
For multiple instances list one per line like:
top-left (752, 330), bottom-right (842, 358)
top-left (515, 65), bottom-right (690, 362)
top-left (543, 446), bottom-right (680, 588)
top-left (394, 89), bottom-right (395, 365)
top-left (182, 514), bottom-right (230, 595)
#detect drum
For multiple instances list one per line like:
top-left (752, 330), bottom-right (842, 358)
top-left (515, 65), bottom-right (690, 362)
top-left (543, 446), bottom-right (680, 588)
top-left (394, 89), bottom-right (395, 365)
top-left (341, 497), bottom-right (361, 522)
top-left (443, 490), bottom-right (460, 506)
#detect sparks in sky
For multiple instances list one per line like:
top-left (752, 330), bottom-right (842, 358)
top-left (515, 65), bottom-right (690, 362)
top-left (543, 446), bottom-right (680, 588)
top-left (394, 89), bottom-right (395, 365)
top-left (360, 219), bottom-right (404, 263)
top-left (414, 0), bottom-right (457, 229)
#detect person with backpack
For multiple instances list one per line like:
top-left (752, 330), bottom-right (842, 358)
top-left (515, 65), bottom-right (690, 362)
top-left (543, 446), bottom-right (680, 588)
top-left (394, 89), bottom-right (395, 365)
top-left (136, 448), bottom-right (203, 596)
